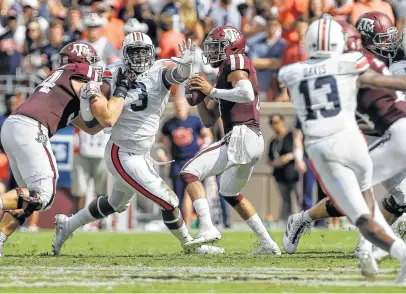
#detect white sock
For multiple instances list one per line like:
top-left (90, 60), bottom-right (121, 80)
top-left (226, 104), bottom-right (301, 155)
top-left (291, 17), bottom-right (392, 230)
top-left (246, 213), bottom-right (274, 245)
top-left (358, 233), bottom-right (373, 252)
top-left (68, 207), bottom-right (97, 232)
top-left (0, 232), bottom-right (7, 245)
top-left (390, 238), bottom-right (406, 262)
top-left (170, 223), bottom-right (193, 246)
top-left (303, 210), bottom-right (313, 222)
top-left (0, 197), bottom-right (3, 210)
top-left (193, 198), bottom-right (214, 228)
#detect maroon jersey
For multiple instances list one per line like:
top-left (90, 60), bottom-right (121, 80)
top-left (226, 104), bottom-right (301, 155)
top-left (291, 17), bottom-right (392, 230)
top-left (215, 54), bottom-right (260, 134)
top-left (14, 63), bottom-right (100, 136)
top-left (357, 52), bottom-right (406, 135)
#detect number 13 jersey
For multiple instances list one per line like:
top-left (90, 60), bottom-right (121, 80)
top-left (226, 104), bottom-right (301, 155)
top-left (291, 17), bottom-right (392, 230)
top-left (278, 52), bottom-right (369, 138)
top-left (103, 60), bottom-right (171, 154)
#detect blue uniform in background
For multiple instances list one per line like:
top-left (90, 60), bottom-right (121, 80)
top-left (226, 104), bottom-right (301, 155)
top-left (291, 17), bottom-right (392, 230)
top-left (162, 115), bottom-right (203, 207)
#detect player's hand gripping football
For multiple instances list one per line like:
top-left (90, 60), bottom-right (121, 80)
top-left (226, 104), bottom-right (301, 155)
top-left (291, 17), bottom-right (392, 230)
top-left (113, 68), bottom-right (130, 99)
top-left (171, 38), bottom-right (196, 65)
top-left (189, 74), bottom-right (214, 96)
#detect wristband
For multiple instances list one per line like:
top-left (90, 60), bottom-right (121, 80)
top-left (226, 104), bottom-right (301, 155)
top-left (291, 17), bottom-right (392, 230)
top-left (113, 85), bottom-right (127, 99)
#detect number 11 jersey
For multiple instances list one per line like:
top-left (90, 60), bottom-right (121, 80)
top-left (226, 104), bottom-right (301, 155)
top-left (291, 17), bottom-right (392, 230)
top-left (103, 60), bottom-right (171, 154)
top-left (278, 52), bottom-right (369, 138)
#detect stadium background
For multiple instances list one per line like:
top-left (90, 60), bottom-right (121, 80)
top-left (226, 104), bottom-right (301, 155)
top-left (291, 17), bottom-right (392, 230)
top-left (0, 0), bottom-right (400, 229)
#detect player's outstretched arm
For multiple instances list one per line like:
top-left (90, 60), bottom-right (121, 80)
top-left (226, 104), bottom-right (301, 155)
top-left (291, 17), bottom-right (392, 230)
top-left (197, 98), bottom-right (220, 128)
top-left (162, 39), bottom-right (195, 87)
top-left (358, 68), bottom-right (406, 91)
top-left (90, 68), bottom-right (129, 128)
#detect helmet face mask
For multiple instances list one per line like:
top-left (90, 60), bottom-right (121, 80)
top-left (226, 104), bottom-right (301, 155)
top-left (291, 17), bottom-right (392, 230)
top-left (202, 40), bottom-right (229, 66)
top-left (369, 27), bottom-right (401, 58)
top-left (123, 45), bottom-right (154, 73)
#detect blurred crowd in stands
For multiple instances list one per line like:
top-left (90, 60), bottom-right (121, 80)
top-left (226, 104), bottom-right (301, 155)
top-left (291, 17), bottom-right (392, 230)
top-left (0, 0), bottom-right (404, 230)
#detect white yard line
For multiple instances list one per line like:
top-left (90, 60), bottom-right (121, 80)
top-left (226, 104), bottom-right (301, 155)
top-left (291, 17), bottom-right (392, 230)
top-left (0, 265), bottom-right (403, 289)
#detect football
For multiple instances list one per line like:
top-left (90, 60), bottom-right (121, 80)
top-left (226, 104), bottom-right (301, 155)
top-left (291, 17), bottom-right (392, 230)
top-left (185, 72), bottom-right (208, 106)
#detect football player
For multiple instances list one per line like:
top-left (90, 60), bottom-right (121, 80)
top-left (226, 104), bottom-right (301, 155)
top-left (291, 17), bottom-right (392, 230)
top-left (52, 32), bottom-right (224, 255)
top-left (356, 11), bottom-right (406, 230)
top-left (278, 17), bottom-right (406, 282)
top-left (180, 26), bottom-right (281, 255)
top-left (0, 42), bottom-right (121, 256)
top-left (283, 19), bottom-right (406, 263)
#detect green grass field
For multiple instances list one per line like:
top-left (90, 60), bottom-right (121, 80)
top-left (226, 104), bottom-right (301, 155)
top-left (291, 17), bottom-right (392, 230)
top-left (0, 229), bottom-right (405, 293)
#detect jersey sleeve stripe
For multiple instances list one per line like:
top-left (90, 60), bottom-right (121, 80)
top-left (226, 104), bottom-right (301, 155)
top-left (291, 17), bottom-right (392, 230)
top-left (238, 54), bottom-right (244, 69)
top-left (87, 65), bottom-right (93, 78)
top-left (103, 70), bottom-right (112, 77)
top-left (230, 55), bottom-right (236, 71)
top-left (356, 57), bottom-right (369, 70)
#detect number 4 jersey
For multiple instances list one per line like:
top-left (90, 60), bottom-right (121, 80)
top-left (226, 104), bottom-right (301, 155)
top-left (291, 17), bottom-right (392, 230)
top-left (14, 63), bottom-right (100, 136)
top-left (103, 60), bottom-right (171, 154)
top-left (278, 52), bottom-right (369, 138)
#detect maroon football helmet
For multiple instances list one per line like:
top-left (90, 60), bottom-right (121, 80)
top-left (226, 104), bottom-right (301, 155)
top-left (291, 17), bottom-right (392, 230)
top-left (336, 20), bottom-right (363, 53)
top-left (355, 11), bottom-right (402, 59)
top-left (59, 41), bottom-right (101, 67)
top-left (202, 25), bottom-right (246, 67)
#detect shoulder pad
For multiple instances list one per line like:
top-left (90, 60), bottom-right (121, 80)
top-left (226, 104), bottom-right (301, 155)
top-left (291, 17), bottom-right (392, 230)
top-left (278, 63), bottom-right (302, 88)
top-left (223, 54), bottom-right (252, 73)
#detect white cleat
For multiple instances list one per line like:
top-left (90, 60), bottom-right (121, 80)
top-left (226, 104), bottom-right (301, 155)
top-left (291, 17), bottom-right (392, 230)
top-left (396, 255), bottom-right (406, 284)
top-left (283, 211), bottom-right (311, 254)
top-left (52, 214), bottom-right (72, 256)
top-left (184, 226), bottom-right (222, 249)
top-left (248, 242), bottom-right (281, 255)
top-left (359, 250), bottom-right (379, 278)
top-left (355, 243), bottom-right (389, 263)
top-left (184, 245), bottom-right (225, 254)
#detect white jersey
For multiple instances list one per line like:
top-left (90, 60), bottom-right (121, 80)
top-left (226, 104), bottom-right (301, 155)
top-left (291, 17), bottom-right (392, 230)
top-left (103, 60), bottom-right (171, 154)
top-left (76, 130), bottom-right (110, 158)
top-left (278, 52), bottom-right (369, 139)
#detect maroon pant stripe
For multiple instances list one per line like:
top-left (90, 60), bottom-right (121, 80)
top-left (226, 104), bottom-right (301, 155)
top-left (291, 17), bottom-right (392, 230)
top-left (111, 143), bottom-right (173, 210)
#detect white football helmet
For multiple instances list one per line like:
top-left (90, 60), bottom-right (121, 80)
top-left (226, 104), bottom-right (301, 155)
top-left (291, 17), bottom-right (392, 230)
top-left (306, 17), bottom-right (345, 59)
top-left (120, 32), bottom-right (155, 73)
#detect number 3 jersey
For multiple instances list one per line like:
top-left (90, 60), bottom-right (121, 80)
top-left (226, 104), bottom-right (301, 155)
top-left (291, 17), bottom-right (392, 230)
top-left (103, 60), bottom-right (171, 153)
top-left (278, 52), bottom-right (369, 138)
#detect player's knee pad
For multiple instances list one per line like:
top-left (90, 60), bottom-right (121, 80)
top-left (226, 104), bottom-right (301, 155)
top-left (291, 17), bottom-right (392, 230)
top-left (16, 188), bottom-right (43, 218)
top-left (223, 194), bottom-right (244, 207)
top-left (88, 196), bottom-right (116, 219)
top-left (180, 172), bottom-right (200, 187)
top-left (382, 195), bottom-right (406, 217)
top-left (325, 198), bottom-right (344, 217)
top-left (6, 210), bottom-right (26, 225)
